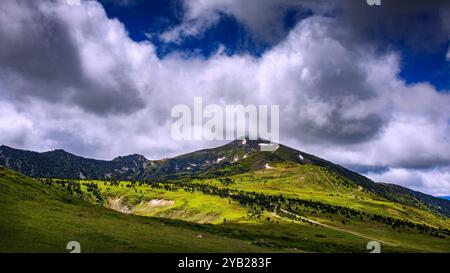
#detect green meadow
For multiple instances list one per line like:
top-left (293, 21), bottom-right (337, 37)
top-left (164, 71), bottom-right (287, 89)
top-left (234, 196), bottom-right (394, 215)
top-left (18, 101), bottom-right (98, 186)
top-left (1, 164), bottom-right (450, 253)
top-left (0, 166), bottom-right (270, 253)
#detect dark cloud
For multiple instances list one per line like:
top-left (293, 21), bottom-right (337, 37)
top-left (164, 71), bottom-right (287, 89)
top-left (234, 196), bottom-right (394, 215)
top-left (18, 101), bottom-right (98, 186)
top-left (390, 153), bottom-right (450, 170)
top-left (218, 0), bottom-right (310, 45)
top-left (292, 113), bottom-right (385, 145)
top-left (264, 17), bottom-right (387, 146)
top-left (0, 1), bottom-right (83, 99)
top-left (0, 0), bottom-right (145, 115)
top-left (170, 0), bottom-right (450, 53)
top-left (302, 0), bottom-right (450, 52)
top-left (42, 128), bottom-right (102, 157)
top-left (300, 61), bottom-right (384, 144)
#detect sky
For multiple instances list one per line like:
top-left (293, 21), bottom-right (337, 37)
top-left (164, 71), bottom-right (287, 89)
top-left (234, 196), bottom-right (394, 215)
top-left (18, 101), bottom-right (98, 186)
top-left (0, 0), bottom-right (450, 196)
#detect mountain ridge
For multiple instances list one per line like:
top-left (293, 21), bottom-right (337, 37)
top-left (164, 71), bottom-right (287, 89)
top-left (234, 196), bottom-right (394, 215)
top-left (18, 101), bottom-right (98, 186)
top-left (0, 145), bottom-right (148, 179)
top-left (1, 140), bottom-right (450, 218)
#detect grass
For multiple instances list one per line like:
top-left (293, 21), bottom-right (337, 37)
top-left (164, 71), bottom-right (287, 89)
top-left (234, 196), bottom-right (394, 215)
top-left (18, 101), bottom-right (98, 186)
top-left (95, 181), bottom-right (248, 224)
top-left (0, 166), bottom-right (271, 253)
top-left (2, 165), bottom-right (450, 253)
top-left (190, 164), bottom-right (450, 229)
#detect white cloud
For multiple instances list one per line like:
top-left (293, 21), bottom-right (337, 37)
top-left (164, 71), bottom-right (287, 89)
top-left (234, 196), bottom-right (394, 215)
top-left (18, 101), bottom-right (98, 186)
top-left (0, 102), bottom-right (34, 148)
top-left (0, 0), bottom-right (450, 195)
top-left (159, 0), bottom-right (305, 44)
top-left (159, 0), bottom-right (450, 51)
top-left (367, 167), bottom-right (450, 196)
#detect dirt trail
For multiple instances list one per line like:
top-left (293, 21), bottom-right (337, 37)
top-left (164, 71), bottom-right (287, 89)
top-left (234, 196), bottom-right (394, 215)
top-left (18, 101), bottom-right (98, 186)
top-left (148, 199), bottom-right (175, 207)
top-left (108, 197), bottom-right (132, 214)
top-left (108, 197), bottom-right (175, 215)
top-left (348, 186), bottom-right (363, 196)
top-left (277, 209), bottom-right (398, 247)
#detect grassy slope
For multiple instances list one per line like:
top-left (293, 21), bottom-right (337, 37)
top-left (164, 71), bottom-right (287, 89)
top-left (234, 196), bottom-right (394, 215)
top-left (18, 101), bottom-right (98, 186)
top-left (2, 165), bottom-right (450, 253)
top-left (0, 166), bottom-right (271, 253)
top-left (67, 179), bottom-right (450, 252)
top-left (187, 163), bottom-right (450, 252)
top-left (0, 166), bottom-right (398, 253)
top-left (193, 163), bottom-right (450, 229)
top-left (96, 181), bottom-right (249, 224)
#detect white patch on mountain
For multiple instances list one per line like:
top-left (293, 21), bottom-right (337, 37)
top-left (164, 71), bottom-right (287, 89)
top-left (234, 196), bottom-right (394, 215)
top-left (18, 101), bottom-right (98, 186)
top-left (259, 143), bottom-right (279, 152)
top-left (216, 157), bottom-right (226, 163)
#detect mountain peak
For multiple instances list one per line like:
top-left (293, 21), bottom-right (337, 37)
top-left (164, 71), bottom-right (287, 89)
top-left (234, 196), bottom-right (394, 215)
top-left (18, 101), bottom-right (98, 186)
top-left (112, 154), bottom-right (148, 163)
top-left (0, 145), bottom-right (18, 151)
top-left (51, 149), bottom-right (70, 153)
top-left (43, 149), bottom-right (75, 157)
top-left (226, 137), bottom-right (270, 148)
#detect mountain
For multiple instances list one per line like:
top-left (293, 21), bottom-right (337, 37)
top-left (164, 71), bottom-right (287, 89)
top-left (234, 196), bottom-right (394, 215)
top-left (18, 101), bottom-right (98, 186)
top-left (1, 139), bottom-right (450, 218)
top-left (2, 141), bottom-right (450, 253)
top-left (0, 145), bottom-right (148, 179)
top-left (141, 138), bottom-right (270, 179)
top-left (129, 139), bottom-right (450, 218)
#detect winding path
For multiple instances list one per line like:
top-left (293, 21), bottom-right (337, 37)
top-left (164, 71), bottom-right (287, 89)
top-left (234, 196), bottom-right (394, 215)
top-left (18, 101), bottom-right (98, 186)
top-left (276, 208), bottom-right (398, 247)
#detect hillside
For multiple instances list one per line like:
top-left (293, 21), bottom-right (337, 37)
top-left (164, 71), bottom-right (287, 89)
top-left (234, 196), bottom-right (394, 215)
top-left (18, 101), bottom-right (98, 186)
top-left (2, 165), bottom-right (450, 252)
top-left (0, 166), bottom-right (275, 252)
top-left (2, 139), bottom-right (450, 218)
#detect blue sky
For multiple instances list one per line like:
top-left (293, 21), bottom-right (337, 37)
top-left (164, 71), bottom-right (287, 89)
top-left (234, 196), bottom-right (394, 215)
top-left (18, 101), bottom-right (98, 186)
top-left (399, 42), bottom-right (450, 91)
top-left (100, 0), bottom-right (269, 57)
top-left (99, 0), bottom-right (450, 90)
